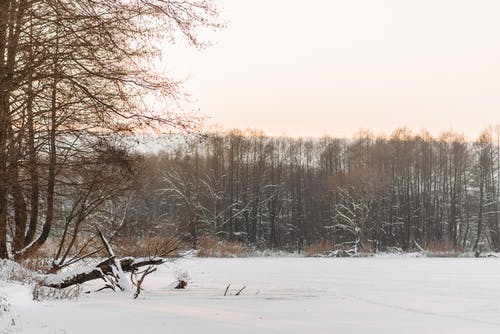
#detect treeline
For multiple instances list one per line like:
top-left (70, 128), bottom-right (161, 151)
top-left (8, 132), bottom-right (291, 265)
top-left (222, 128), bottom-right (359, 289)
top-left (128, 127), bottom-right (500, 254)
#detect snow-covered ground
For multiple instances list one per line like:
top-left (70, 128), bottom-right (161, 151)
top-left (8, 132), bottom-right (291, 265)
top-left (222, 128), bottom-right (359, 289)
top-left (2, 257), bottom-right (500, 334)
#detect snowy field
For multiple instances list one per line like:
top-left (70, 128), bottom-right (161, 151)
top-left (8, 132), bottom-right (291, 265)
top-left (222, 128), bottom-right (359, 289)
top-left (3, 256), bottom-right (500, 334)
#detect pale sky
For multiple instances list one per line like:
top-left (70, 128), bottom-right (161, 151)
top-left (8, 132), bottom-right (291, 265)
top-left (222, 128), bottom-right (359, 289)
top-left (162, 0), bottom-right (500, 139)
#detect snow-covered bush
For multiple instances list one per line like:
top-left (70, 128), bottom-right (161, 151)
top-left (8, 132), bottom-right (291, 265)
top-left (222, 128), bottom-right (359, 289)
top-left (0, 260), bottom-right (82, 301)
top-left (176, 270), bottom-right (189, 283)
top-left (0, 260), bottom-right (38, 284)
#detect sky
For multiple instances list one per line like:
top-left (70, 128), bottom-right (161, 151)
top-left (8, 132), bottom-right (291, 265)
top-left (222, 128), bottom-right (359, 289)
top-left (162, 0), bottom-right (500, 139)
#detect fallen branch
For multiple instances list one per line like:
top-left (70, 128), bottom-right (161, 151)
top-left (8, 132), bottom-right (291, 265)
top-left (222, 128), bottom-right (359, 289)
top-left (223, 284), bottom-right (246, 296)
top-left (235, 286), bottom-right (246, 296)
top-left (133, 265), bottom-right (157, 299)
top-left (44, 226), bottom-right (169, 292)
top-left (46, 256), bottom-right (165, 289)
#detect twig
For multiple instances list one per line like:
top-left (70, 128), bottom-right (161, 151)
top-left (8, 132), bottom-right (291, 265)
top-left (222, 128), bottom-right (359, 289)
top-left (95, 285), bottom-right (115, 292)
top-left (235, 286), bottom-right (246, 296)
top-left (134, 266), bottom-right (157, 299)
top-left (224, 284), bottom-right (230, 296)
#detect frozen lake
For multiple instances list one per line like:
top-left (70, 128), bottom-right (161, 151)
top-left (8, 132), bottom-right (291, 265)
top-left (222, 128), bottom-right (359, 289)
top-left (5, 256), bottom-right (500, 333)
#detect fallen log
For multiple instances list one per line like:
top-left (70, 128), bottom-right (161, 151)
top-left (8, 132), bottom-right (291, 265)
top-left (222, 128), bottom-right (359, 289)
top-left (45, 257), bottom-right (165, 289)
top-left (43, 226), bottom-right (168, 291)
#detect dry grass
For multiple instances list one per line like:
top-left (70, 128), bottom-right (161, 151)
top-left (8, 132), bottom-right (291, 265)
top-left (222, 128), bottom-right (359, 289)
top-left (423, 241), bottom-right (464, 257)
top-left (197, 236), bottom-right (253, 257)
top-left (18, 241), bottom-right (58, 273)
top-left (32, 285), bottom-right (81, 301)
top-left (20, 258), bottom-right (53, 273)
top-left (304, 240), bottom-right (335, 257)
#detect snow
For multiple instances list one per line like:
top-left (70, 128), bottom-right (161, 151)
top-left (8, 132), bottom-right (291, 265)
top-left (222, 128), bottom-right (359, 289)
top-left (2, 257), bottom-right (500, 333)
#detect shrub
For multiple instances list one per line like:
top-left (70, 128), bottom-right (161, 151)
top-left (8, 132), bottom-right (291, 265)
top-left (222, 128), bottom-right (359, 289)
top-left (20, 258), bottom-right (53, 273)
top-left (113, 236), bottom-right (181, 258)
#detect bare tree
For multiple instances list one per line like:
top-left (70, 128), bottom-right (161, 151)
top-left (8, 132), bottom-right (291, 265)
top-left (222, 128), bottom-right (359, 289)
top-left (0, 0), bottom-right (221, 287)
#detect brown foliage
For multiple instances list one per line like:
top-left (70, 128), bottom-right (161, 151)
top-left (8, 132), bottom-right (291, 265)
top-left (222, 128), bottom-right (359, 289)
top-left (304, 240), bottom-right (335, 257)
top-left (424, 241), bottom-right (464, 257)
top-left (197, 236), bottom-right (253, 257)
top-left (112, 236), bottom-right (181, 258)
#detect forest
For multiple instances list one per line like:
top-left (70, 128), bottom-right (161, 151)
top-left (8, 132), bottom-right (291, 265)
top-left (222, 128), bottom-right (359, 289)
top-left (125, 127), bottom-right (500, 255)
top-left (3, 1), bottom-right (500, 333)
top-left (2, 0), bottom-right (499, 270)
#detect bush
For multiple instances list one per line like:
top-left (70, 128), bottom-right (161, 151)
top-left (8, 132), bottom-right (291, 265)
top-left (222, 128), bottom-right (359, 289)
top-left (20, 258), bottom-right (53, 273)
top-left (112, 236), bottom-right (181, 258)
